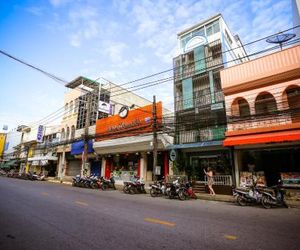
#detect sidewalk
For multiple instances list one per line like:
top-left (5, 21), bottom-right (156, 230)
top-left (46, 179), bottom-right (300, 208)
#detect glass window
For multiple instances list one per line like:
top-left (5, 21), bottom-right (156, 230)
top-left (213, 21), bottom-right (220, 33)
top-left (206, 26), bottom-right (213, 36)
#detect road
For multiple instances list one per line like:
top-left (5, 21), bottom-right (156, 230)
top-left (0, 177), bottom-right (299, 250)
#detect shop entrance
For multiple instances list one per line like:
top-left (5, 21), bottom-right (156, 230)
top-left (191, 156), bottom-right (218, 182)
top-left (240, 147), bottom-right (300, 187)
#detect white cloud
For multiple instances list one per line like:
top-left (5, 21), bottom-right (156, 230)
top-left (49, 0), bottom-right (71, 7)
top-left (26, 6), bottom-right (44, 16)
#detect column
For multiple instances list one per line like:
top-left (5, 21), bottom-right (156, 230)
top-left (101, 157), bottom-right (106, 177)
top-left (209, 71), bottom-right (215, 104)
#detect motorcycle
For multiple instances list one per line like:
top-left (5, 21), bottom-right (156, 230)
top-left (181, 181), bottom-right (197, 200)
top-left (150, 179), bottom-right (166, 197)
top-left (233, 185), bottom-right (263, 206)
top-left (166, 178), bottom-right (186, 200)
top-left (124, 176), bottom-right (146, 194)
top-left (72, 175), bottom-right (82, 187)
top-left (100, 176), bottom-right (116, 190)
top-left (261, 180), bottom-right (288, 209)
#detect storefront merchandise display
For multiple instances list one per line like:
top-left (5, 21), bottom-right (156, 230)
top-left (281, 172), bottom-right (300, 187)
top-left (240, 171), bottom-right (266, 187)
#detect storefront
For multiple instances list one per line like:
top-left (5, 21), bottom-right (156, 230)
top-left (93, 102), bottom-right (173, 183)
top-left (224, 131), bottom-right (300, 189)
top-left (27, 154), bottom-right (58, 176)
top-left (170, 141), bottom-right (233, 194)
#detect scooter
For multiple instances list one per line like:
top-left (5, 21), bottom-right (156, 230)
top-left (233, 185), bottom-right (263, 206)
top-left (150, 178), bottom-right (166, 197)
top-left (261, 180), bottom-right (288, 209)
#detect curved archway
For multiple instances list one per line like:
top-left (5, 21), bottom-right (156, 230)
top-left (255, 92), bottom-right (277, 115)
top-left (61, 128), bottom-right (65, 140)
top-left (283, 85), bottom-right (300, 122)
top-left (71, 125), bottom-right (75, 139)
top-left (66, 127), bottom-right (70, 140)
top-left (231, 97), bottom-right (250, 117)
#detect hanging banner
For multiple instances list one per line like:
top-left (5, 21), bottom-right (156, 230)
top-left (36, 125), bottom-right (44, 143)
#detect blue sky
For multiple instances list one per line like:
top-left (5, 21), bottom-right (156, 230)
top-left (0, 0), bottom-right (292, 132)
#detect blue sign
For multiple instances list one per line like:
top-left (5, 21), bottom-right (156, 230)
top-left (37, 125), bottom-right (44, 143)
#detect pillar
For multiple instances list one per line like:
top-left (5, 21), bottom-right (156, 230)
top-left (164, 152), bottom-right (169, 177)
top-left (101, 157), bottom-right (106, 177)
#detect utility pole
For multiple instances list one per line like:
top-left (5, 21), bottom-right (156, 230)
top-left (152, 95), bottom-right (158, 181)
top-left (81, 92), bottom-right (92, 177)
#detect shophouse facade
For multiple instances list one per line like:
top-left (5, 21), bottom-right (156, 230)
top-left (172, 14), bottom-right (247, 193)
top-left (57, 76), bottom-right (152, 180)
top-left (93, 102), bottom-right (173, 184)
top-left (28, 125), bottom-right (60, 176)
top-left (221, 44), bottom-right (300, 188)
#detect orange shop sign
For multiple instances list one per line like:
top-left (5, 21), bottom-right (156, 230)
top-left (95, 102), bottom-right (162, 141)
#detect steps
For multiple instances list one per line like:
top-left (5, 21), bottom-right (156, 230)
top-left (193, 183), bottom-right (207, 194)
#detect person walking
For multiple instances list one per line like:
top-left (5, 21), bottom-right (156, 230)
top-left (204, 167), bottom-right (215, 196)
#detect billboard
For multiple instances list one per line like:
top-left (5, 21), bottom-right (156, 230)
top-left (98, 101), bottom-right (111, 114)
top-left (95, 102), bottom-right (162, 141)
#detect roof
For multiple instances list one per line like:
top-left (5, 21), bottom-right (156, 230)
top-left (177, 13), bottom-right (222, 37)
top-left (65, 76), bottom-right (100, 89)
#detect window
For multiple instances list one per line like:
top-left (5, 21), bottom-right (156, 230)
top-left (71, 125), bottom-right (75, 139)
top-left (225, 30), bottom-right (233, 45)
top-left (61, 128), bottom-right (65, 140)
top-left (66, 127), bottom-right (70, 140)
top-left (238, 99), bottom-right (250, 117)
top-left (205, 20), bottom-right (220, 36)
top-left (100, 89), bottom-right (110, 103)
top-left (255, 93), bottom-right (277, 115)
top-left (69, 101), bottom-right (73, 115)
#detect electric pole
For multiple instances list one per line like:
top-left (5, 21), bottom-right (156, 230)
top-left (152, 95), bottom-right (158, 181)
top-left (81, 92), bottom-right (92, 177)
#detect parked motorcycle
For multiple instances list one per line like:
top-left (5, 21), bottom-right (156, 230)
top-left (72, 175), bottom-right (82, 187)
top-left (100, 176), bottom-right (116, 190)
top-left (181, 181), bottom-right (197, 200)
top-left (123, 176), bottom-right (146, 194)
top-left (166, 178), bottom-right (186, 200)
top-left (233, 185), bottom-right (264, 206)
top-left (150, 178), bottom-right (166, 197)
top-left (261, 180), bottom-right (288, 209)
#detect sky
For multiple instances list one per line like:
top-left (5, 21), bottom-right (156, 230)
top-left (0, 0), bottom-right (293, 132)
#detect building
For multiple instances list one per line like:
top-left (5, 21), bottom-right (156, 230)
top-left (57, 76), bottom-right (152, 181)
top-left (221, 44), bottom-right (300, 189)
top-left (93, 102), bottom-right (173, 184)
top-left (172, 14), bottom-right (247, 193)
top-left (293, 0), bottom-right (300, 38)
top-left (27, 125), bottom-right (60, 176)
top-left (0, 133), bottom-right (6, 160)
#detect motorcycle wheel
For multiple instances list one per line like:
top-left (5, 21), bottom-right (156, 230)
top-left (123, 185), bottom-right (129, 194)
top-left (150, 188), bottom-right (157, 197)
top-left (178, 190), bottom-right (187, 201)
top-left (91, 182), bottom-right (98, 189)
top-left (261, 196), bottom-right (272, 209)
top-left (237, 196), bottom-right (247, 206)
top-left (101, 184), bottom-right (108, 191)
top-left (72, 181), bottom-right (76, 187)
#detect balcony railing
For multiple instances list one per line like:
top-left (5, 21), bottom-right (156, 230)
top-left (176, 126), bottom-right (226, 144)
top-left (227, 109), bottom-right (298, 131)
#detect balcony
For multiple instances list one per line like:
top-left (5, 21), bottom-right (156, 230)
top-left (176, 126), bottom-right (226, 144)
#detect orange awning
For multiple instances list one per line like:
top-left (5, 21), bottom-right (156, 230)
top-left (223, 129), bottom-right (300, 146)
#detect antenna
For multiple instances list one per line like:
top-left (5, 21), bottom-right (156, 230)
top-left (266, 33), bottom-right (296, 50)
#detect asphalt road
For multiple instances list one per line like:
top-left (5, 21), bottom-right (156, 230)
top-left (0, 177), bottom-right (299, 250)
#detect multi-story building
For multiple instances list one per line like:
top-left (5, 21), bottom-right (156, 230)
top-left (57, 76), bottom-right (152, 180)
top-left (221, 44), bottom-right (300, 189)
top-left (172, 14), bottom-right (247, 193)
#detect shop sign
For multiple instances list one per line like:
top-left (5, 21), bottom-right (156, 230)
top-left (36, 125), bottom-right (44, 143)
top-left (169, 149), bottom-right (177, 161)
top-left (211, 102), bottom-right (224, 110)
top-left (96, 102), bottom-right (163, 141)
top-left (98, 101), bottom-right (111, 114)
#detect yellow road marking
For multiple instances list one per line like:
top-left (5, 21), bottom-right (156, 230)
top-left (75, 201), bottom-right (89, 206)
top-left (41, 192), bottom-right (49, 196)
top-left (224, 235), bottom-right (237, 240)
top-left (144, 218), bottom-right (176, 227)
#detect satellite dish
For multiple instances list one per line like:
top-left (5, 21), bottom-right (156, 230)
top-left (266, 33), bottom-right (296, 50)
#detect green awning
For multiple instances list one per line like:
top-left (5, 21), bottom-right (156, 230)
top-left (0, 160), bottom-right (18, 169)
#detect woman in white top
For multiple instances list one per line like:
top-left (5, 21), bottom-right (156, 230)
top-left (204, 167), bottom-right (215, 196)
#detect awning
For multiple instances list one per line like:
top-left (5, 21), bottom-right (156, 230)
top-left (28, 155), bottom-right (58, 161)
top-left (71, 140), bottom-right (93, 155)
top-left (168, 140), bottom-right (223, 149)
top-left (0, 159), bottom-right (18, 169)
top-left (223, 129), bottom-right (300, 147)
top-left (93, 134), bottom-right (172, 154)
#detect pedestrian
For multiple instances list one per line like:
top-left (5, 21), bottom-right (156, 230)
top-left (204, 167), bottom-right (215, 196)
